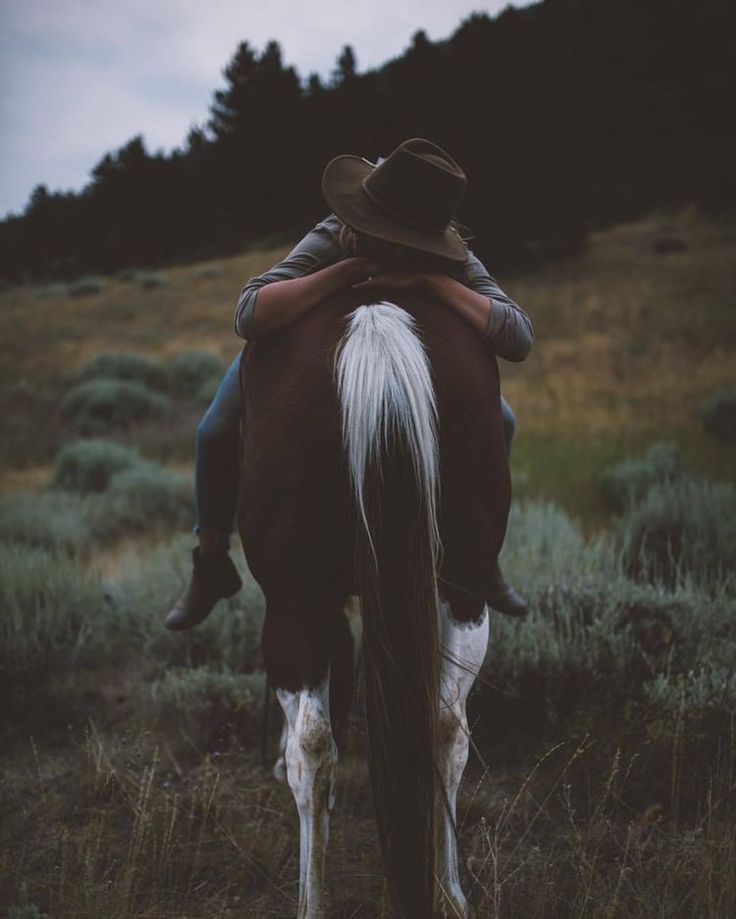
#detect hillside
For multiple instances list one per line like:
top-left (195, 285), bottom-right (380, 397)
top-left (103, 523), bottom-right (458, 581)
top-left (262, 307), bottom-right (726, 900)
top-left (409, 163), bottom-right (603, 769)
top-left (1, 207), bottom-right (735, 917)
top-left (1, 206), bottom-right (734, 525)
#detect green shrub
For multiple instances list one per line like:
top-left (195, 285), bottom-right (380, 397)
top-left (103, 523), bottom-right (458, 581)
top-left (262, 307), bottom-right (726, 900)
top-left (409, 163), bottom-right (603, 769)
top-left (60, 378), bottom-right (172, 431)
top-left (148, 667), bottom-right (265, 745)
top-left (68, 275), bottom-right (104, 297)
top-left (116, 268), bottom-right (168, 286)
top-left (0, 544), bottom-right (104, 687)
top-left (0, 492), bottom-right (91, 554)
top-left (134, 270), bottom-right (168, 289)
top-left (599, 441), bottom-right (686, 510)
top-left (700, 390), bottom-right (736, 440)
top-left (498, 498), bottom-right (617, 592)
top-left (195, 374), bottom-right (222, 406)
top-left (7, 883), bottom-right (46, 919)
top-left (73, 351), bottom-right (168, 390)
top-left (38, 282), bottom-right (69, 299)
top-left (478, 498), bottom-right (736, 735)
top-left (51, 439), bottom-right (141, 493)
top-left (105, 535), bottom-right (264, 669)
top-left (194, 264), bottom-right (221, 279)
top-left (88, 462), bottom-right (193, 535)
top-left (620, 478), bottom-right (736, 589)
top-left (169, 351), bottom-right (225, 397)
top-left (644, 663), bottom-right (736, 718)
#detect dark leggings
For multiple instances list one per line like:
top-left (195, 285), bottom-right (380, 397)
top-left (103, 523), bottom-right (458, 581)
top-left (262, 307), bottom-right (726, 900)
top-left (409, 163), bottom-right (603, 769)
top-left (194, 352), bottom-right (517, 538)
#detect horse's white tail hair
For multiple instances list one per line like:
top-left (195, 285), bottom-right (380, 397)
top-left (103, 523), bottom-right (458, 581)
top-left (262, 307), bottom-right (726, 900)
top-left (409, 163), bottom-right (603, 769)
top-left (334, 301), bottom-right (440, 567)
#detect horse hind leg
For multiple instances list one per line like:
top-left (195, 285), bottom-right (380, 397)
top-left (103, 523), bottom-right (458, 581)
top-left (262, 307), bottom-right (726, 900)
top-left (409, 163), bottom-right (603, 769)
top-left (277, 670), bottom-right (336, 919)
top-left (435, 598), bottom-right (490, 917)
top-left (264, 592), bottom-right (348, 918)
top-left (272, 605), bottom-right (354, 785)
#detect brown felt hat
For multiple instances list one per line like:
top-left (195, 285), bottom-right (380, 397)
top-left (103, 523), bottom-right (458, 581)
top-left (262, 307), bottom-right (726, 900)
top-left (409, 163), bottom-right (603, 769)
top-left (321, 137), bottom-right (469, 263)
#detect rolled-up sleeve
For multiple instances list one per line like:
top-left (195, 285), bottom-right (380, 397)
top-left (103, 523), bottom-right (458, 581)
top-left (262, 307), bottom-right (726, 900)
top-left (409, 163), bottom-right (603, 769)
top-left (234, 214), bottom-right (343, 339)
top-left (464, 251), bottom-right (534, 362)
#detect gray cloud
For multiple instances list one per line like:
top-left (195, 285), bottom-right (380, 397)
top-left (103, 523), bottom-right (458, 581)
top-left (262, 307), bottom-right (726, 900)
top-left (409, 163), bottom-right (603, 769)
top-left (0, 0), bottom-right (522, 219)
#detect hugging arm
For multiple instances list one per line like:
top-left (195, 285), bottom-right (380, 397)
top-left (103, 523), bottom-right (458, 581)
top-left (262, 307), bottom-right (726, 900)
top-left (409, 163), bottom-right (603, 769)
top-left (464, 251), bottom-right (534, 362)
top-left (234, 214), bottom-right (369, 339)
top-left (423, 250), bottom-right (533, 363)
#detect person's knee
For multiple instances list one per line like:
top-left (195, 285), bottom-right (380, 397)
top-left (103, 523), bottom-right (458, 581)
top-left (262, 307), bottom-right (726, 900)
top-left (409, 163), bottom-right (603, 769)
top-left (196, 407), bottom-right (237, 450)
top-left (501, 397), bottom-right (516, 454)
top-left (501, 397), bottom-right (516, 436)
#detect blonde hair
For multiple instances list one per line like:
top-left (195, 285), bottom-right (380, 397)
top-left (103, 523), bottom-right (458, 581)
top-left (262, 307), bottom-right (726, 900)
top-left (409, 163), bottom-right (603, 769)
top-left (336, 219), bottom-right (470, 281)
top-left (338, 222), bottom-right (358, 256)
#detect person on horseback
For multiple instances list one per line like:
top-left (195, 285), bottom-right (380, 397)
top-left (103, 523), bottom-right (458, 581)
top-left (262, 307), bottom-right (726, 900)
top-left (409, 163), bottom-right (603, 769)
top-left (165, 137), bottom-right (533, 631)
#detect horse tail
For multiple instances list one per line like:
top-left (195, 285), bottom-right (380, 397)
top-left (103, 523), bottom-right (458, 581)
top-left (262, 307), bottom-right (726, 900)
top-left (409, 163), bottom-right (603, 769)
top-left (335, 301), bottom-right (441, 918)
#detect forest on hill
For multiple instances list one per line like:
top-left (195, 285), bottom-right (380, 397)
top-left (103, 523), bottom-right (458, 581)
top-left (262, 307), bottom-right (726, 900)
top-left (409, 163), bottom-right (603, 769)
top-left (1, 0), bottom-right (733, 282)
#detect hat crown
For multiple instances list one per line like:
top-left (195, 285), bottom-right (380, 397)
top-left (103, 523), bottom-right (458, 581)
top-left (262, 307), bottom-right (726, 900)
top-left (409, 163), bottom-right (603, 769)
top-left (361, 138), bottom-right (466, 234)
top-left (320, 136), bottom-right (470, 262)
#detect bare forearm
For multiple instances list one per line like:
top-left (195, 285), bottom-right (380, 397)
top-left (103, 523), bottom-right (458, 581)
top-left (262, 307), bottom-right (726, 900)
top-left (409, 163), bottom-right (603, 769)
top-left (248, 257), bottom-right (370, 336)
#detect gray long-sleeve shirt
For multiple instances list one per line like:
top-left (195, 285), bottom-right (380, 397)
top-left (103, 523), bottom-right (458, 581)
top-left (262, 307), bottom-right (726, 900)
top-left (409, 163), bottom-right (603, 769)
top-left (234, 213), bottom-right (533, 362)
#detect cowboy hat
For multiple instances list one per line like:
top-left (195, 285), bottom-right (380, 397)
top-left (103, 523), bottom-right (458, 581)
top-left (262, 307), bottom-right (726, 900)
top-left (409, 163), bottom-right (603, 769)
top-left (321, 137), bottom-right (469, 263)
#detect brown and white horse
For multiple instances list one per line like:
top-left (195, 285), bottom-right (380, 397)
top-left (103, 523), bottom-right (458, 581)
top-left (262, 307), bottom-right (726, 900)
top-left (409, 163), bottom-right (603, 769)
top-left (237, 285), bottom-right (510, 918)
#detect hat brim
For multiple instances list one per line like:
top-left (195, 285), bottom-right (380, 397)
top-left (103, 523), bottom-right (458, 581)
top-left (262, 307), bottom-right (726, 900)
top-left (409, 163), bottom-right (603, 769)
top-left (321, 155), bottom-right (468, 263)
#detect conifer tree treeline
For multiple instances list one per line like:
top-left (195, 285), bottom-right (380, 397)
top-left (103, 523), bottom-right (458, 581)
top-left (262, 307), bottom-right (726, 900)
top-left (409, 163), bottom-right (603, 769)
top-left (0, 0), bottom-right (732, 281)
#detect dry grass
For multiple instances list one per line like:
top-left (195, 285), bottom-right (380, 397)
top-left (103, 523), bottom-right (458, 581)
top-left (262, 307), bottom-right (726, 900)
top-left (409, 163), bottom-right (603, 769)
top-left (3, 704), bottom-right (734, 918)
top-left (2, 207), bottom-right (736, 917)
top-left (2, 207), bottom-right (734, 524)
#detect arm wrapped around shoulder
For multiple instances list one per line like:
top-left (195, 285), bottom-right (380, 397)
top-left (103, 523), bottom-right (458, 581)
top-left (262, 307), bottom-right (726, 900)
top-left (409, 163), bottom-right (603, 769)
top-left (233, 213), bottom-right (344, 340)
top-left (465, 251), bottom-right (534, 363)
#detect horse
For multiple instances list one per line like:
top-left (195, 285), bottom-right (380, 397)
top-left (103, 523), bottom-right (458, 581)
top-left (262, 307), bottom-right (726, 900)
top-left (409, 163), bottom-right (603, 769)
top-left (237, 283), bottom-right (510, 918)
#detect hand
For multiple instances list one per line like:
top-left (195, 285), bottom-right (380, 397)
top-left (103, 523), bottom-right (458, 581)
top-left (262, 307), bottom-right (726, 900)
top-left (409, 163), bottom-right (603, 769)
top-left (351, 270), bottom-right (429, 291)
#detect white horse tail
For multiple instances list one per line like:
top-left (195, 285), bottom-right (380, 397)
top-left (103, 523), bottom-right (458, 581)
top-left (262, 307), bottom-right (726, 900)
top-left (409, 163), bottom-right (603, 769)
top-left (335, 301), bottom-right (442, 917)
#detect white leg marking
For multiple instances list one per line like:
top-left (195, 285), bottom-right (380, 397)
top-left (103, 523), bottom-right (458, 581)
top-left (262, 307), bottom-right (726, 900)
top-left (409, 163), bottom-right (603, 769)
top-left (436, 599), bottom-right (489, 916)
top-left (273, 716), bottom-right (288, 783)
top-left (276, 671), bottom-right (337, 919)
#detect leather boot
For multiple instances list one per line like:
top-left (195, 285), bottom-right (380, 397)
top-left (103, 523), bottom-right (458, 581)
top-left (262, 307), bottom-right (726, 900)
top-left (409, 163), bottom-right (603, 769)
top-left (165, 547), bottom-right (243, 631)
top-left (488, 559), bottom-right (528, 618)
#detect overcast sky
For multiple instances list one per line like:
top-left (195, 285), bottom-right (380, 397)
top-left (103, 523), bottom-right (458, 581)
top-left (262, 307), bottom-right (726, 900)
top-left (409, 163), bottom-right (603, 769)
top-left (0, 0), bottom-right (531, 221)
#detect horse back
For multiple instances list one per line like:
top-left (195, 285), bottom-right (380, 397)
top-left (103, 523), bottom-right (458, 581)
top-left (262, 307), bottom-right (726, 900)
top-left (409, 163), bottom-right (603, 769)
top-left (237, 287), bottom-right (510, 616)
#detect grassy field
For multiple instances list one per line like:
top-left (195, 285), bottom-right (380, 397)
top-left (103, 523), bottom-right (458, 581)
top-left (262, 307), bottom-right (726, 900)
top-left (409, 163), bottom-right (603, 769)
top-left (1, 207), bottom-right (735, 917)
top-left (1, 206), bottom-right (734, 524)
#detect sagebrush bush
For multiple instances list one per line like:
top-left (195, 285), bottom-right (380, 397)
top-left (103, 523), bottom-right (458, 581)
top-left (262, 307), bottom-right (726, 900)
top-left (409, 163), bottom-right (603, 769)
top-left (73, 351), bottom-right (168, 390)
top-left (194, 264), bottom-right (221, 279)
top-left (0, 492), bottom-right (91, 554)
top-left (195, 374), bottom-right (222, 406)
top-left (168, 351), bottom-right (225, 397)
top-left (644, 662), bottom-right (736, 719)
top-left (60, 378), bottom-right (172, 431)
top-left (51, 438), bottom-right (141, 493)
top-left (700, 390), bottom-right (736, 440)
top-left (0, 544), bottom-right (104, 690)
top-left (6, 882), bottom-right (45, 919)
top-left (499, 498), bottom-right (618, 591)
top-left (38, 282), bottom-right (68, 299)
top-left (133, 271), bottom-right (168, 289)
top-left (68, 275), bottom-right (104, 297)
top-left (620, 477), bottom-right (736, 590)
top-left (148, 667), bottom-right (265, 745)
top-left (599, 441), bottom-right (686, 510)
top-left (483, 498), bottom-right (736, 730)
top-left (106, 535), bottom-right (264, 670)
top-left (88, 462), bottom-right (193, 535)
